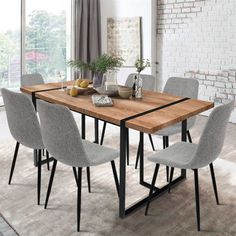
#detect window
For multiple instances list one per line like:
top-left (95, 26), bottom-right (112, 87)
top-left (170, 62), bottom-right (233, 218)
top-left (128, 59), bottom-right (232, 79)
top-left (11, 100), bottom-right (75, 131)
top-left (0, 1), bottom-right (71, 105)
top-left (0, 1), bottom-right (21, 91)
top-left (25, 0), bottom-right (71, 82)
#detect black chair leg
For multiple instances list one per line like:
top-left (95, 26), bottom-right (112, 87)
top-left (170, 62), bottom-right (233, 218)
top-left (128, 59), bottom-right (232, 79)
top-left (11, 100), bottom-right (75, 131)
top-left (8, 142), bottom-right (20, 185)
top-left (86, 167), bottom-right (91, 193)
top-left (73, 167), bottom-right (78, 186)
top-left (145, 164), bottom-right (160, 215)
top-left (100, 122), bottom-right (107, 145)
top-left (37, 149), bottom-right (42, 205)
top-left (46, 150), bottom-right (50, 171)
top-left (168, 167), bottom-right (174, 193)
top-left (135, 141), bottom-right (141, 169)
top-left (126, 129), bottom-right (129, 165)
top-left (45, 159), bottom-right (57, 209)
top-left (148, 134), bottom-right (155, 151)
top-left (111, 160), bottom-right (119, 196)
top-left (77, 167), bottom-right (82, 232)
top-left (194, 169), bottom-right (200, 231)
top-left (163, 136), bottom-right (170, 182)
top-left (187, 130), bottom-right (192, 143)
top-left (209, 163), bottom-right (219, 205)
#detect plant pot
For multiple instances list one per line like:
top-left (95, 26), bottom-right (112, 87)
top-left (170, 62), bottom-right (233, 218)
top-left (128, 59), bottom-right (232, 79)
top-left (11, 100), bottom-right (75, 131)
top-left (92, 72), bottom-right (103, 88)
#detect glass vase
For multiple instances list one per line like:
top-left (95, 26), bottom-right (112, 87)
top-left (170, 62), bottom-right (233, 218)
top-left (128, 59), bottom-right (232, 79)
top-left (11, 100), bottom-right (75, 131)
top-left (135, 73), bottom-right (143, 98)
top-left (92, 72), bottom-right (103, 88)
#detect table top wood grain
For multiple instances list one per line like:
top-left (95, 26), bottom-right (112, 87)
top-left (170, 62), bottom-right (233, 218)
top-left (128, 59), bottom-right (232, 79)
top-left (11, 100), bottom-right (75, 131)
top-left (34, 89), bottom-right (214, 132)
top-left (20, 81), bottom-right (75, 94)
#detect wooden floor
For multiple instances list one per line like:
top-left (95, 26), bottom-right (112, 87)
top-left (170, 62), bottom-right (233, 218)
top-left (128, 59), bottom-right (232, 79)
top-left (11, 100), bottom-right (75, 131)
top-left (0, 109), bottom-right (236, 236)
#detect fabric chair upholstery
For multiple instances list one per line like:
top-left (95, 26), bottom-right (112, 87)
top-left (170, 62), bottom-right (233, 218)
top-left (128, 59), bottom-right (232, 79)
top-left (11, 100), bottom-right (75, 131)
top-left (21, 73), bottom-right (44, 87)
top-left (125, 73), bottom-right (155, 91)
top-left (148, 101), bottom-right (234, 169)
top-left (2, 88), bottom-right (44, 150)
top-left (37, 100), bottom-right (119, 167)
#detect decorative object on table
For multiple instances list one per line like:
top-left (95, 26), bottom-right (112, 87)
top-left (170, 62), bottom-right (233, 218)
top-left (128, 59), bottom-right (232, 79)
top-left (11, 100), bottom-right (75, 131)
top-left (134, 59), bottom-right (150, 99)
top-left (132, 75), bottom-right (137, 98)
top-left (65, 85), bottom-right (95, 97)
top-left (92, 94), bottom-right (113, 107)
top-left (67, 54), bottom-right (124, 89)
top-left (89, 54), bottom-right (123, 88)
top-left (107, 17), bottom-right (141, 67)
top-left (95, 70), bottom-right (118, 96)
top-left (118, 86), bottom-right (132, 99)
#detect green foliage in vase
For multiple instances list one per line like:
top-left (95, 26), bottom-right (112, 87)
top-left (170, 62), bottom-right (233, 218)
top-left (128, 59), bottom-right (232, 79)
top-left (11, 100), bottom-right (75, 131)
top-left (89, 54), bottom-right (124, 74)
top-left (67, 59), bottom-right (88, 71)
top-left (67, 54), bottom-right (124, 74)
top-left (135, 58), bottom-right (150, 73)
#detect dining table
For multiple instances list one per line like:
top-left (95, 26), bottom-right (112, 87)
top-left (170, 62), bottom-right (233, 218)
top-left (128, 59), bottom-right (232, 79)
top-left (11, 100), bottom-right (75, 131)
top-left (21, 81), bottom-right (214, 218)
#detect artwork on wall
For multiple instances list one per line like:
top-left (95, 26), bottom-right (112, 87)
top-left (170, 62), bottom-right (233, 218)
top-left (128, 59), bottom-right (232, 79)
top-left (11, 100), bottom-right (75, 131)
top-left (107, 17), bottom-right (142, 67)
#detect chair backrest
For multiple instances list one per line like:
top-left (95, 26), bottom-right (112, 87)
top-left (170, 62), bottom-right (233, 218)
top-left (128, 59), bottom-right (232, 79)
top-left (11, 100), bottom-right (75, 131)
top-left (190, 101), bottom-right (234, 168)
top-left (21, 73), bottom-right (44, 87)
top-left (125, 73), bottom-right (155, 91)
top-left (164, 77), bottom-right (199, 99)
top-left (1, 88), bottom-right (44, 149)
top-left (37, 100), bottom-right (90, 167)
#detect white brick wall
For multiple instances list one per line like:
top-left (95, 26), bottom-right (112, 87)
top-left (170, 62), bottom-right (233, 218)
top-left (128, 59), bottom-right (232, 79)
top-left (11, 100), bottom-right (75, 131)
top-left (156, 0), bottom-right (236, 122)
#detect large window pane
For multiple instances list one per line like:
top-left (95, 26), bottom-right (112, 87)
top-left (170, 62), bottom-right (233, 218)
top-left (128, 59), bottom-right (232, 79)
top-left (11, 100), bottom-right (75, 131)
top-left (0, 0), bottom-right (21, 105)
top-left (25, 0), bottom-right (71, 82)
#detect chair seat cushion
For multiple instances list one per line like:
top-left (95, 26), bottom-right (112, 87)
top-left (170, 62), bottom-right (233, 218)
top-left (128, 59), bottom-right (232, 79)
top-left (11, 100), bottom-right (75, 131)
top-left (147, 142), bottom-right (198, 169)
top-left (82, 140), bottom-right (119, 166)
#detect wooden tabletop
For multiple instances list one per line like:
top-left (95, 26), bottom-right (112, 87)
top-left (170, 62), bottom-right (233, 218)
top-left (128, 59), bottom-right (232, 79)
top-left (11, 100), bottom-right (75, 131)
top-left (20, 81), bottom-right (75, 94)
top-left (35, 89), bottom-right (189, 126)
top-left (126, 99), bottom-right (214, 133)
top-left (35, 89), bottom-right (214, 132)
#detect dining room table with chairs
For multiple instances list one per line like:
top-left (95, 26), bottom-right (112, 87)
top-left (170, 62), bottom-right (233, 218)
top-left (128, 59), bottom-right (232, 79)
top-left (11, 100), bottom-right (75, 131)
top-left (19, 78), bottom-right (215, 229)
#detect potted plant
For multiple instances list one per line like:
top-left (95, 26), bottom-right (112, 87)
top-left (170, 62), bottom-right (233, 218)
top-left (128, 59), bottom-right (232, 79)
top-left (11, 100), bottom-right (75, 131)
top-left (88, 54), bottom-right (124, 88)
top-left (134, 59), bottom-right (150, 98)
top-left (67, 54), bottom-right (124, 88)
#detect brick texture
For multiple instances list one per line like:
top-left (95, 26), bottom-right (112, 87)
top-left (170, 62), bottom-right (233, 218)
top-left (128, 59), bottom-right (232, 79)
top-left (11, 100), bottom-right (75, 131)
top-left (156, 0), bottom-right (236, 121)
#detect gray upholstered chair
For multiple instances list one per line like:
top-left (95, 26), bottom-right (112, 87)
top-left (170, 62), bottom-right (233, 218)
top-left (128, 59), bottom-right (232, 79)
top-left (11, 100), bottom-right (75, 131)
top-left (145, 101), bottom-right (234, 231)
top-left (1, 88), bottom-right (45, 205)
top-left (125, 73), bottom-right (155, 91)
top-left (21, 73), bottom-right (51, 170)
top-left (37, 100), bottom-right (119, 232)
top-left (135, 77), bottom-right (199, 181)
top-left (100, 73), bottom-right (156, 165)
top-left (21, 73), bottom-right (44, 87)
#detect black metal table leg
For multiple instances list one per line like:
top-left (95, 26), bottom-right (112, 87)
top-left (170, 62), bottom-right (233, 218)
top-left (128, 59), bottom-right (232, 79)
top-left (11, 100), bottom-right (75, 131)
top-left (181, 120), bottom-right (187, 177)
top-left (94, 118), bottom-right (99, 144)
top-left (81, 114), bottom-right (86, 139)
top-left (139, 132), bottom-right (144, 184)
top-left (119, 120), bottom-right (127, 219)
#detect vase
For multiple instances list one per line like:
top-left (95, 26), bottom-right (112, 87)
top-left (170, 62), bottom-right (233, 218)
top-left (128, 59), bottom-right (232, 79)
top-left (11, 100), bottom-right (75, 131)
top-left (92, 72), bottom-right (103, 88)
top-left (135, 73), bottom-right (143, 98)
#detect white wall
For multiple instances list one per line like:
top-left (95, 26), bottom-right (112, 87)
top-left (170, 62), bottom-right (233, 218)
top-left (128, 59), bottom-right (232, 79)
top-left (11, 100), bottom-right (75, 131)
top-left (100, 0), bottom-right (155, 85)
top-left (156, 0), bottom-right (236, 122)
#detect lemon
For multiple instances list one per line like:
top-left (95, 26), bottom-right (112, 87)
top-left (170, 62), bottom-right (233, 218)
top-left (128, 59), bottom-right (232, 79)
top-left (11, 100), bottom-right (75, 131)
top-left (70, 87), bottom-right (78, 97)
top-left (79, 80), bottom-right (89, 88)
top-left (75, 79), bottom-right (83, 87)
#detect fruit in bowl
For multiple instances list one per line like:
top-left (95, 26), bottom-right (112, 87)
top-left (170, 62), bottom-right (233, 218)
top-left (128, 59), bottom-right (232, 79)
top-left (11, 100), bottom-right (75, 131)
top-left (118, 86), bottom-right (132, 99)
top-left (75, 78), bottom-right (90, 88)
top-left (69, 86), bottom-right (78, 97)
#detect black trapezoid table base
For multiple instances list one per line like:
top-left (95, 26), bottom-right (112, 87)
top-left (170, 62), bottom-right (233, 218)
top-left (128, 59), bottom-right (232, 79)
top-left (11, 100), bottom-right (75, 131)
top-left (124, 174), bottom-right (186, 217)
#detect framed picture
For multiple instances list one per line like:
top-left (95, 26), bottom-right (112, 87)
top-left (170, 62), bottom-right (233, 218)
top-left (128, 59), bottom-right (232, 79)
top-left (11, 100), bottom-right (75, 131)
top-left (107, 17), bottom-right (142, 67)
